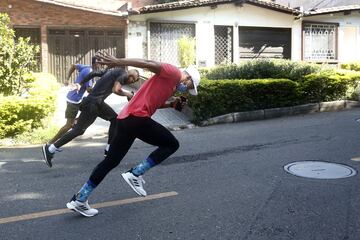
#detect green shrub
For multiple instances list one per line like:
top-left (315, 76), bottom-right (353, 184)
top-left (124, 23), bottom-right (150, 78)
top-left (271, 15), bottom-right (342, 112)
top-left (206, 59), bottom-right (322, 81)
top-left (335, 69), bottom-right (360, 100)
top-left (13, 123), bottom-right (59, 145)
top-left (198, 67), bottom-right (211, 77)
top-left (188, 78), bottom-right (299, 122)
top-left (341, 62), bottom-right (360, 72)
top-left (0, 13), bottom-right (40, 96)
top-left (177, 35), bottom-right (196, 67)
top-left (188, 69), bottom-right (360, 122)
top-left (299, 71), bottom-right (360, 103)
top-left (0, 73), bottom-right (59, 138)
top-left (28, 73), bottom-right (60, 97)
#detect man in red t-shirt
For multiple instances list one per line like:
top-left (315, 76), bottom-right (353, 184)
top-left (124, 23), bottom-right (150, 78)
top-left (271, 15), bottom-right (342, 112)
top-left (66, 54), bottom-right (201, 217)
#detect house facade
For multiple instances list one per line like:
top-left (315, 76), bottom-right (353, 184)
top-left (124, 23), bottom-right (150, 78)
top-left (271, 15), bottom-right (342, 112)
top-left (127, 0), bottom-right (360, 68)
top-left (0, 0), bottom-right (129, 83)
top-left (1, 0), bottom-right (360, 81)
top-left (128, 0), bottom-right (299, 67)
top-left (301, 6), bottom-right (360, 64)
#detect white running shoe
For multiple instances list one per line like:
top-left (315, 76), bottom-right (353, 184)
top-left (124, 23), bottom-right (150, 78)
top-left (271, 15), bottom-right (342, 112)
top-left (66, 195), bottom-right (98, 217)
top-left (121, 171), bottom-right (147, 197)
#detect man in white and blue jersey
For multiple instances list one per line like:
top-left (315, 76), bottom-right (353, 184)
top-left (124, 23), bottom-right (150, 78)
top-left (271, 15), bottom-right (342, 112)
top-left (47, 57), bottom-right (99, 145)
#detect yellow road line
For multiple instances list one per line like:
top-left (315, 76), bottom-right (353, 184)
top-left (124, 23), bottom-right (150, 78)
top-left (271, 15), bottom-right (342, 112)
top-left (0, 191), bottom-right (178, 225)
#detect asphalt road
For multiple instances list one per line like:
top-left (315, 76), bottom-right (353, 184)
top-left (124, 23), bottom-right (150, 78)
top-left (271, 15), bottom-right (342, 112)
top-left (1, 109), bottom-right (360, 240)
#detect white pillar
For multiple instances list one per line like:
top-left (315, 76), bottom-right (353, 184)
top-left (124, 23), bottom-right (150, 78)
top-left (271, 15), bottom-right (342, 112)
top-left (292, 20), bottom-right (302, 61)
top-left (233, 23), bottom-right (239, 64)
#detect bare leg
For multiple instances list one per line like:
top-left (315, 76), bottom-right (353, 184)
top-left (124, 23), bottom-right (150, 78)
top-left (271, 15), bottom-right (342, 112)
top-left (48, 118), bottom-right (75, 144)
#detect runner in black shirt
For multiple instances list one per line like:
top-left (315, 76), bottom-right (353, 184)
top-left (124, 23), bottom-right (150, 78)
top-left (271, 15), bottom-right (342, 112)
top-left (42, 67), bottom-right (140, 168)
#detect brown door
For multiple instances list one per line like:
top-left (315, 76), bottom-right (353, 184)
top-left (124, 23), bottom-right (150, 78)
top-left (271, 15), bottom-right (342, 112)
top-left (48, 29), bottom-right (125, 84)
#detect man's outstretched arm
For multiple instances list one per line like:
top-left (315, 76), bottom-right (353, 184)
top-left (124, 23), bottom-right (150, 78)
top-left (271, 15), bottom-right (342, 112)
top-left (97, 53), bottom-right (161, 74)
top-left (79, 69), bottom-right (107, 86)
top-left (66, 64), bottom-right (77, 83)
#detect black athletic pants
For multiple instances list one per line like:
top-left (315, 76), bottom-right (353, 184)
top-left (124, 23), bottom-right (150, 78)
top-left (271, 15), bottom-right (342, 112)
top-left (54, 98), bottom-right (117, 148)
top-left (89, 115), bottom-right (179, 186)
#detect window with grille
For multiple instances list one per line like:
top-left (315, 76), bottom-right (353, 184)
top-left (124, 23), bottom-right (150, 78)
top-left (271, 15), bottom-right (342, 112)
top-left (303, 22), bottom-right (338, 61)
top-left (14, 27), bottom-right (41, 71)
top-left (214, 25), bottom-right (233, 65)
top-left (150, 22), bottom-right (195, 66)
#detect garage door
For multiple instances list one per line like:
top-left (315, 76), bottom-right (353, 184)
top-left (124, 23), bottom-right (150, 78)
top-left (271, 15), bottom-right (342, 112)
top-left (239, 27), bottom-right (291, 60)
top-left (48, 29), bottom-right (125, 83)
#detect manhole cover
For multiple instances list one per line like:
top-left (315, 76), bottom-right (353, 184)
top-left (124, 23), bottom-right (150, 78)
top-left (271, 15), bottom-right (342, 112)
top-left (284, 161), bottom-right (357, 179)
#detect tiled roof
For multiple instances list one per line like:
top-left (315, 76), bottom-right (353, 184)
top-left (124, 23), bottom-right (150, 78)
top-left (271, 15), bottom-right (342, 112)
top-left (306, 4), bottom-right (360, 15)
top-left (33, 0), bottom-right (128, 16)
top-left (139, 0), bottom-right (299, 14)
top-left (275, 0), bottom-right (360, 12)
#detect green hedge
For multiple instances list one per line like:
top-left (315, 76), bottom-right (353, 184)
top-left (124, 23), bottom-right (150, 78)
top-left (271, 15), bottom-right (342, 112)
top-left (188, 70), bottom-right (360, 123)
top-left (341, 62), bottom-right (360, 72)
top-left (0, 73), bottom-right (59, 138)
top-left (188, 79), bottom-right (299, 122)
top-left (206, 59), bottom-right (322, 81)
top-left (299, 70), bottom-right (360, 103)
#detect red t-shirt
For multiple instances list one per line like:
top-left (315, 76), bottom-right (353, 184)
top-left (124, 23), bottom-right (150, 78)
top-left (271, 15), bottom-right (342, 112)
top-left (118, 63), bottom-right (182, 119)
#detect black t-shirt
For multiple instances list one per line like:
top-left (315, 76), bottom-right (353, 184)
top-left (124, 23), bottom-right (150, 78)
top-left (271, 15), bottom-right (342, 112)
top-left (81, 68), bottom-right (128, 102)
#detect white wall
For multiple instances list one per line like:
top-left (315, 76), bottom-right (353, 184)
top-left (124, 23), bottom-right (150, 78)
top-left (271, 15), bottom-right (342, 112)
top-left (129, 3), bottom-right (296, 67)
top-left (291, 19), bottom-right (302, 61)
top-left (127, 20), bottom-right (148, 59)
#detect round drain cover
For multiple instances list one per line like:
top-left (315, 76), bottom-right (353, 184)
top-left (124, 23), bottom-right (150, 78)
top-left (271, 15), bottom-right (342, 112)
top-left (284, 161), bottom-right (357, 179)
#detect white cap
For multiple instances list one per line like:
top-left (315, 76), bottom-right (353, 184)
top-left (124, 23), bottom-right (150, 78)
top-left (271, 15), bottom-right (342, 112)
top-left (185, 65), bottom-right (201, 96)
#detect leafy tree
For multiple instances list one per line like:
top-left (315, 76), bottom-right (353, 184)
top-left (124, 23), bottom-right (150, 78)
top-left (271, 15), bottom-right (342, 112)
top-left (0, 13), bottom-right (39, 96)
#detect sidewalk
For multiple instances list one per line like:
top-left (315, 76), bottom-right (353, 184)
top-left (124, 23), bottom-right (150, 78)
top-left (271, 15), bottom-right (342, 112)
top-left (53, 87), bottom-right (194, 140)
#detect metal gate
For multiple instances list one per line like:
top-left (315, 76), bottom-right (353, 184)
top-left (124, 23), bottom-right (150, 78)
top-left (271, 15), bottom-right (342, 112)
top-left (214, 25), bottom-right (233, 65)
top-left (150, 22), bottom-right (195, 66)
top-left (48, 29), bottom-right (125, 84)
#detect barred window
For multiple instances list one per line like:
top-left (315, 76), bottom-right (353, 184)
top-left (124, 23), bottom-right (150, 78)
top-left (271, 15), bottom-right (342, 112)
top-left (303, 23), bottom-right (338, 61)
top-left (14, 27), bottom-right (41, 71)
top-left (150, 22), bottom-right (195, 66)
top-left (214, 25), bottom-right (233, 65)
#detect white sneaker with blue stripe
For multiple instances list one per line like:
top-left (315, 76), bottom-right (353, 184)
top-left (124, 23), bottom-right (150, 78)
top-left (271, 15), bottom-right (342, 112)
top-left (66, 195), bottom-right (98, 217)
top-left (122, 171), bottom-right (147, 197)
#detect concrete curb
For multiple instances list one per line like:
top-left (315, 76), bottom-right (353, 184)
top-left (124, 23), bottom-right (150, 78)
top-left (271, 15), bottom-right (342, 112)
top-left (200, 100), bottom-right (360, 126)
top-left (167, 123), bottom-right (197, 131)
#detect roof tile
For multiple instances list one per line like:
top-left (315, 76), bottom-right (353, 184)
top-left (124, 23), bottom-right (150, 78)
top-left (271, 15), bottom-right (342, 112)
top-left (33, 0), bottom-right (127, 16)
top-left (139, 0), bottom-right (297, 14)
top-left (306, 4), bottom-right (360, 15)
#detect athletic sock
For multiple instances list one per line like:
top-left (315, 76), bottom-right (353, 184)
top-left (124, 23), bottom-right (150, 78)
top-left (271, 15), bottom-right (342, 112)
top-left (75, 180), bottom-right (97, 202)
top-left (131, 157), bottom-right (156, 176)
top-left (48, 144), bottom-right (58, 153)
top-left (105, 144), bottom-right (110, 151)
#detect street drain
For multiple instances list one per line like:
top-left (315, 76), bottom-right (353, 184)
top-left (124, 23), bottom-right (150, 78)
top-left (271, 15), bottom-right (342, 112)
top-left (284, 161), bottom-right (357, 179)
